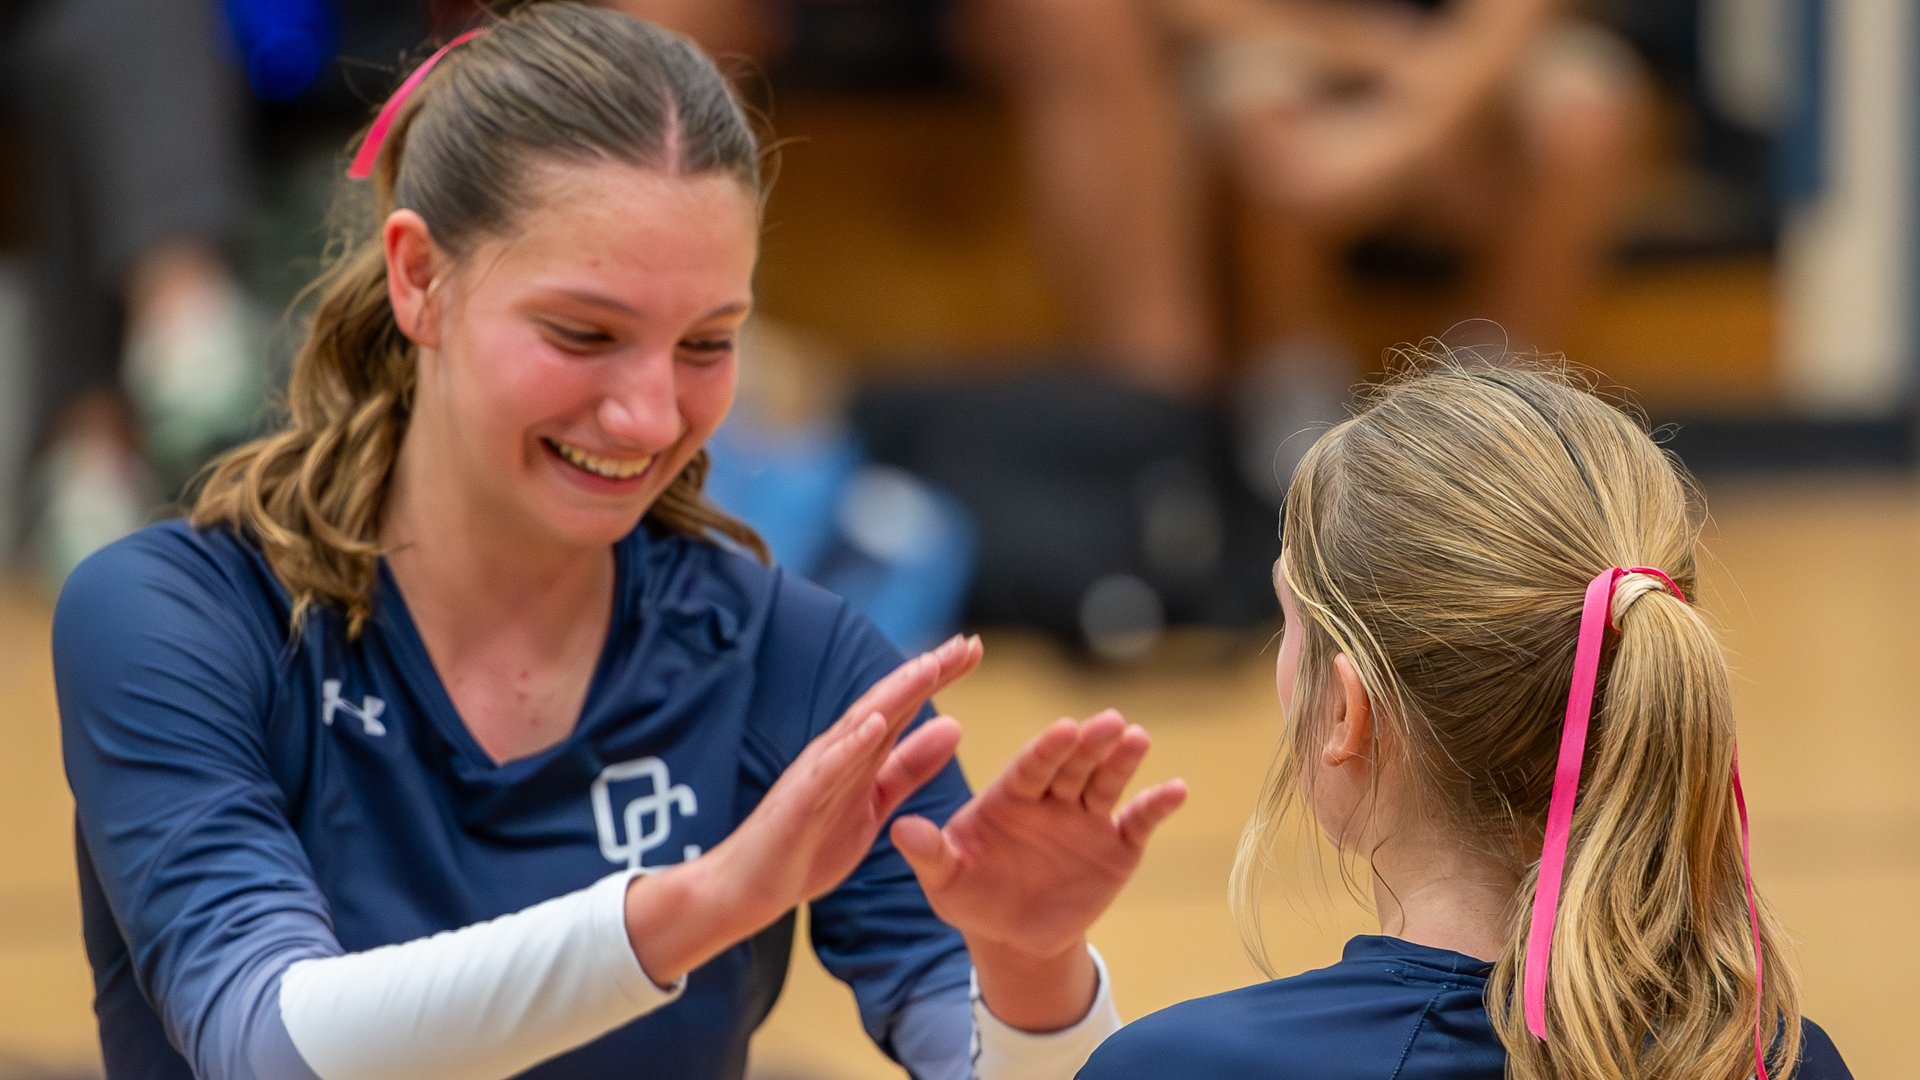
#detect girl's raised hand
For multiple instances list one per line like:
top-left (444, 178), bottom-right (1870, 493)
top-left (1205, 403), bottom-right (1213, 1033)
top-left (888, 710), bottom-right (1187, 1016)
top-left (625, 634), bottom-right (982, 983)
top-left (712, 634), bottom-right (982, 907)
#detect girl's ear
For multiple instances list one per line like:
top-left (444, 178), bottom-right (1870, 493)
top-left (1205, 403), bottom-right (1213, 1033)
top-left (1322, 653), bottom-right (1375, 767)
top-left (384, 209), bottom-right (444, 349)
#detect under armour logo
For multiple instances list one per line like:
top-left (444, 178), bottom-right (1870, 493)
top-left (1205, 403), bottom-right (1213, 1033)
top-left (592, 757), bottom-right (699, 871)
top-left (322, 679), bottom-right (387, 736)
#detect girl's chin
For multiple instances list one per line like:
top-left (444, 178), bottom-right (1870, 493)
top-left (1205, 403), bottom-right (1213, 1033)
top-left (529, 507), bottom-right (652, 551)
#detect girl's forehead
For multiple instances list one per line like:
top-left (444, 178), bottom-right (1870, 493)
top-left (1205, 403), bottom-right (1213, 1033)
top-left (468, 164), bottom-right (759, 298)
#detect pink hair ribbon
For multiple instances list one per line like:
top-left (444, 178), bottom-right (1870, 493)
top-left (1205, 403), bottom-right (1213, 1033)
top-left (1522, 566), bottom-right (1770, 1079)
top-left (347, 28), bottom-right (488, 180)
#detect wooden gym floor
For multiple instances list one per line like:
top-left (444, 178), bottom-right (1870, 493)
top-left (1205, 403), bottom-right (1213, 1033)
top-left (1, 475), bottom-right (1913, 1078)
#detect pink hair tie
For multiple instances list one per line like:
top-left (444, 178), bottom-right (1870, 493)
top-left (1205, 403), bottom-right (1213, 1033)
top-left (347, 28), bottom-right (488, 180)
top-left (1522, 567), bottom-right (1770, 1079)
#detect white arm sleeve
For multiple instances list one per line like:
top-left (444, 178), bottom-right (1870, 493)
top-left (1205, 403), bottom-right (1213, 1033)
top-left (280, 869), bottom-right (682, 1080)
top-left (971, 945), bottom-right (1122, 1080)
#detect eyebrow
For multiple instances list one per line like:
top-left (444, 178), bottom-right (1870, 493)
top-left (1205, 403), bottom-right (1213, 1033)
top-left (548, 289), bottom-right (750, 321)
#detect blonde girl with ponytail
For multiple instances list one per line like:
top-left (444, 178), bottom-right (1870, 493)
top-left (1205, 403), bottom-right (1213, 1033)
top-left (52, 5), bottom-right (1188, 1078)
top-left (1081, 359), bottom-right (1852, 1079)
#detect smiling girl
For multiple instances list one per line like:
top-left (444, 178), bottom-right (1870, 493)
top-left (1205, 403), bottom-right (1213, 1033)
top-left (51, 6), bottom-right (1185, 1078)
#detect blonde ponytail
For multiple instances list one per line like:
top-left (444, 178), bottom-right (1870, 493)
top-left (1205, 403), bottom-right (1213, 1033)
top-left (1488, 586), bottom-right (1799, 1079)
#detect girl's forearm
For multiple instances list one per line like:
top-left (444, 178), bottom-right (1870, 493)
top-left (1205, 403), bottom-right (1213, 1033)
top-left (281, 871), bottom-right (678, 1080)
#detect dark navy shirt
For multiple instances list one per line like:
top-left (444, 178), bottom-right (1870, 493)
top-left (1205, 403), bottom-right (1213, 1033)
top-left (55, 519), bottom-right (974, 1079)
top-left (1079, 936), bottom-right (1853, 1079)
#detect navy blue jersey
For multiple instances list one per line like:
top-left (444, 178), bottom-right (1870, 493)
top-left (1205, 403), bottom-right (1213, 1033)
top-left (1078, 936), bottom-right (1853, 1080)
top-left (55, 519), bottom-right (974, 1079)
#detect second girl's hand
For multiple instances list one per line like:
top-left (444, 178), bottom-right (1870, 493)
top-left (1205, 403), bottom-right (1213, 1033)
top-left (893, 710), bottom-right (1189, 1031)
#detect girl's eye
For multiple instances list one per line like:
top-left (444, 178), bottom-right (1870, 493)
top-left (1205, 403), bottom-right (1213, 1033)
top-left (679, 337), bottom-right (736, 364)
top-left (543, 323), bottom-right (614, 350)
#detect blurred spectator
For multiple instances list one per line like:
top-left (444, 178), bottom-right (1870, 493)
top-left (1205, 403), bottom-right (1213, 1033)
top-left (1161, 0), bottom-right (1652, 485)
top-left (597, 0), bottom-right (1223, 402)
top-left (5, 0), bottom-right (268, 586)
top-left (614, 0), bottom-right (1651, 510)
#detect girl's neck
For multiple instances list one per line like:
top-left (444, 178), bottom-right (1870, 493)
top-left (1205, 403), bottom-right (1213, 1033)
top-left (379, 438), bottom-right (614, 655)
top-left (1367, 828), bottom-right (1519, 963)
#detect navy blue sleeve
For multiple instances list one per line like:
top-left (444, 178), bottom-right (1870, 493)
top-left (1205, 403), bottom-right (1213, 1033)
top-left (1794, 1018), bottom-right (1853, 1079)
top-left (800, 605), bottom-right (975, 1080)
top-left (54, 532), bottom-right (338, 1079)
top-left (1075, 1006), bottom-right (1196, 1079)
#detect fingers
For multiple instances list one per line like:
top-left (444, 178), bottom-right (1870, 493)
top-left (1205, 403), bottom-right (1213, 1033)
top-left (1117, 779), bottom-right (1189, 849)
top-left (926, 634), bottom-right (984, 698)
top-left (838, 635), bottom-right (984, 746)
top-left (999, 711), bottom-right (1139, 805)
top-left (1081, 723), bottom-right (1152, 816)
top-left (999, 718), bottom-right (1081, 802)
top-left (837, 652), bottom-right (938, 739)
top-left (810, 711), bottom-right (889, 801)
top-left (1045, 710), bottom-right (1127, 804)
top-left (874, 716), bottom-right (963, 815)
top-left (798, 635), bottom-right (979, 821)
top-left (858, 636), bottom-right (979, 783)
top-left (890, 814), bottom-right (961, 892)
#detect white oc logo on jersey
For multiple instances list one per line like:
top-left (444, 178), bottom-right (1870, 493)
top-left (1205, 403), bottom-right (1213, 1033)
top-left (322, 679), bottom-right (387, 736)
top-left (592, 757), bottom-right (700, 871)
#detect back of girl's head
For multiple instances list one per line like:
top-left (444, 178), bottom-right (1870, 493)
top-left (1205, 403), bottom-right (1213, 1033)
top-left (1236, 355), bottom-right (1801, 1078)
top-left (192, 1), bottom-right (765, 636)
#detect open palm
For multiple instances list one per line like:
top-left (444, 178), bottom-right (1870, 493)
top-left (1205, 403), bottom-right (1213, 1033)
top-left (892, 711), bottom-right (1187, 960)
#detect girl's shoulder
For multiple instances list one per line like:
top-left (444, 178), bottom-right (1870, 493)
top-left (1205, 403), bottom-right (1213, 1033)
top-left (625, 524), bottom-right (873, 660)
top-left (1796, 1017), bottom-right (1855, 1079)
top-left (622, 526), bottom-right (916, 754)
top-left (58, 518), bottom-right (292, 638)
top-left (1079, 939), bottom-right (1853, 1080)
top-left (52, 520), bottom-right (295, 741)
top-left (1078, 937), bottom-right (1503, 1080)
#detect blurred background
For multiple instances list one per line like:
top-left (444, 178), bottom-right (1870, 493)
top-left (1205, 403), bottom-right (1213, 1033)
top-left (0, 0), bottom-right (1914, 1076)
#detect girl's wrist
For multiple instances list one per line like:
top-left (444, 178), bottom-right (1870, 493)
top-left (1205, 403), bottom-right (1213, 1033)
top-left (622, 850), bottom-right (783, 983)
top-left (966, 935), bottom-right (1098, 1033)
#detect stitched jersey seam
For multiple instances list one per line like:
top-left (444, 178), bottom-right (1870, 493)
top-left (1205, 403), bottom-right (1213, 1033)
top-left (1389, 992), bottom-right (1446, 1080)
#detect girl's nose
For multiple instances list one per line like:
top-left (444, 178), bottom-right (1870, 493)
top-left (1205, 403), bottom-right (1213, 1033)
top-left (596, 352), bottom-right (681, 449)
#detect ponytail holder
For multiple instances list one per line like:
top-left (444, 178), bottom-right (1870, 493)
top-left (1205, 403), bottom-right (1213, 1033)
top-left (1522, 567), bottom-right (1771, 1080)
top-left (346, 28), bottom-right (487, 180)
